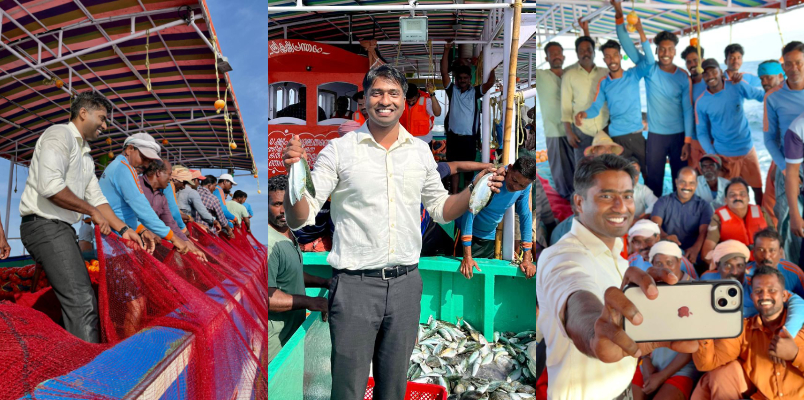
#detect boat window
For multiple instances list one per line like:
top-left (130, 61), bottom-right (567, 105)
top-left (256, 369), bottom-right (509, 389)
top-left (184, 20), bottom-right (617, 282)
top-left (269, 81), bottom-right (311, 125)
top-left (318, 82), bottom-right (359, 126)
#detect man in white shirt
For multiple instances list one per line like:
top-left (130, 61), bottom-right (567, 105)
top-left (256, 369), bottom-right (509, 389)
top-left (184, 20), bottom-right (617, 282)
top-left (627, 157), bottom-right (658, 218)
top-left (283, 64), bottom-right (504, 400)
top-left (695, 154), bottom-right (731, 211)
top-left (19, 91), bottom-right (143, 343)
top-left (536, 154), bottom-right (697, 399)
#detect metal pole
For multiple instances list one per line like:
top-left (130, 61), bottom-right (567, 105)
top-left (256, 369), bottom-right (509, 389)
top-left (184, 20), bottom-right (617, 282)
top-left (269, 3), bottom-right (511, 12)
top-left (4, 158), bottom-right (13, 234)
top-left (481, 43), bottom-right (492, 164)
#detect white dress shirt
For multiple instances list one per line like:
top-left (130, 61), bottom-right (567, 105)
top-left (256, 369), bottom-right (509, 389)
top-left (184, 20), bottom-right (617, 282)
top-left (536, 219), bottom-right (637, 400)
top-left (290, 123), bottom-right (450, 270)
top-left (20, 122), bottom-right (108, 225)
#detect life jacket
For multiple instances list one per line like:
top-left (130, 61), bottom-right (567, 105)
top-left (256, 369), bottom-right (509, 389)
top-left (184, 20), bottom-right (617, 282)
top-left (620, 234), bottom-right (629, 260)
top-left (353, 111), bottom-right (366, 125)
top-left (400, 91), bottom-right (434, 137)
top-left (716, 205), bottom-right (767, 249)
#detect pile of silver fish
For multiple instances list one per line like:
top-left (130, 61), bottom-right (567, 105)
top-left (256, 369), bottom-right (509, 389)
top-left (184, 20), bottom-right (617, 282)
top-left (409, 316), bottom-right (540, 400)
top-left (288, 157), bottom-right (315, 206)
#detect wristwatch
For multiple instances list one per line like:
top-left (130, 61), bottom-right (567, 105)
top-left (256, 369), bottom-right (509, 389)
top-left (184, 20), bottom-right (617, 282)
top-left (117, 226), bottom-right (130, 236)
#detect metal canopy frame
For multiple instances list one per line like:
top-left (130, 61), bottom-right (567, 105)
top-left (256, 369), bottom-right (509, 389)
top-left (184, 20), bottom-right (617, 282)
top-left (0, 0), bottom-right (256, 174)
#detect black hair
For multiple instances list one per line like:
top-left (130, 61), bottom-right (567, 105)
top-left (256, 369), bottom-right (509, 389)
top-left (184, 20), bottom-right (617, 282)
top-left (363, 64), bottom-right (408, 95)
top-left (233, 190), bottom-right (248, 199)
top-left (575, 36), bottom-right (596, 52)
top-left (453, 65), bottom-right (472, 78)
top-left (573, 154), bottom-right (637, 199)
top-left (641, 111), bottom-right (648, 123)
top-left (783, 41), bottom-right (804, 56)
top-left (600, 40), bottom-right (621, 54)
top-left (627, 156), bottom-right (640, 165)
top-left (352, 91), bottom-right (364, 101)
top-left (268, 175), bottom-right (288, 193)
top-left (70, 91), bottom-right (113, 120)
top-left (406, 83), bottom-right (419, 99)
top-left (512, 156), bottom-right (538, 181)
top-left (202, 175), bottom-right (217, 186)
top-left (724, 43), bottom-right (744, 59)
top-left (336, 96), bottom-right (350, 111)
top-left (654, 31), bottom-right (679, 47)
top-left (681, 45), bottom-right (704, 60)
top-left (544, 41), bottom-right (563, 55)
top-left (142, 158), bottom-right (167, 176)
top-left (754, 227), bottom-right (781, 246)
top-left (753, 265), bottom-right (786, 288)
top-left (725, 177), bottom-right (750, 195)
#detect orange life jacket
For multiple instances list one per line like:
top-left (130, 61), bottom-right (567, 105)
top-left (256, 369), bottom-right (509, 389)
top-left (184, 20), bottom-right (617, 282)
top-left (716, 205), bottom-right (767, 248)
top-left (354, 111), bottom-right (366, 125)
top-left (400, 91), bottom-right (434, 137)
top-left (621, 234), bottom-right (629, 260)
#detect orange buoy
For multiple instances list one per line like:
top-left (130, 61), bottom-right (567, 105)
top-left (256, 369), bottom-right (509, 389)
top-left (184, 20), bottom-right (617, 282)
top-left (229, 142), bottom-right (237, 150)
top-left (214, 99), bottom-right (225, 110)
top-left (105, 137), bottom-right (112, 145)
top-left (162, 139), bottom-right (169, 146)
top-left (55, 80), bottom-right (64, 89)
top-left (690, 37), bottom-right (699, 47)
top-left (253, 174), bottom-right (258, 178)
top-left (257, 190), bottom-right (261, 194)
top-left (626, 11), bottom-right (639, 25)
top-left (108, 151), bottom-right (114, 158)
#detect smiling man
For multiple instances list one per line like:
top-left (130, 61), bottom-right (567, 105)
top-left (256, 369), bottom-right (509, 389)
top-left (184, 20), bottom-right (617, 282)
top-left (683, 45), bottom-right (707, 170)
top-left (694, 154), bottom-right (731, 211)
top-left (723, 43), bottom-right (763, 89)
top-left (628, 219), bottom-right (699, 279)
top-left (695, 58), bottom-right (766, 204)
top-left (283, 64), bottom-right (504, 400)
top-left (701, 177), bottom-right (774, 263)
top-left (746, 228), bottom-right (804, 300)
top-left (651, 167), bottom-right (712, 263)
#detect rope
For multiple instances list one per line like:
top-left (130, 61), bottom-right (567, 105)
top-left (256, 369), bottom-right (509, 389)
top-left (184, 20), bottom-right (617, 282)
top-left (775, 9), bottom-right (785, 47)
top-left (212, 34), bottom-right (222, 114)
top-left (427, 40), bottom-right (433, 87)
top-left (395, 41), bottom-right (402, 67)
top-left (515, 93), bottom-right (526, 159)
top-left (145, 29), bottom-right (151, 92)
top-left (729, 23), bottom-right (733, 44)
top-left (695, 0), bottom-right (703, 74)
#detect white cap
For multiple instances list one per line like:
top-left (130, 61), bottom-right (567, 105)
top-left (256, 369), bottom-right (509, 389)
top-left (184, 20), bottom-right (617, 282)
top-left (218, 173), bottom-right (238, 186)
top-left (628, 219), bottom-right (660, 238)
top-left (123, 132), bottom-right (161, 160)
top-left (649, 241), bottom-right (683, 263)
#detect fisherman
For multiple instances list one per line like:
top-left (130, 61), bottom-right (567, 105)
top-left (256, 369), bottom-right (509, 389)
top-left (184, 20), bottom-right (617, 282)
top-left (765, 41), bottom-right (804, 265)
top-left (165, 165), bottom-right (188, 234)
top-left (651, 167), bottom-right (712, 263)
top-left (228, 190), bottom-right (251, 232)
top-left (282, 64), bottom-right (504, 400)
top-left (723, 43), bottom-right (763, 88)
top-left (400, 83), bottom-right (441, 143)
top-left (627, 157), bottom-right (658, 219)
top-left (747, 228), bottom-right (804, 299)
top-left (695, 58), bottom-right (766, 204)
top-left (78, 215), bottom-right (96, 260)
top-left (332, 96), bottom-right (353, 119)
top-left (530, 41), bottom-right (574, 201)
top-left (198, 175), bottom-right (234, 237)
top-left (536, 154), bottom-right (696, 399)
top-left (694, 154), bottom-right (730, 211)
top-left (627, 219), bottom-right (698, 279)
top-left (99, 132), bottom-right (194, 255)
top-left (619, 9), bottom-right (693, 198)
top-left (701, 177), bottom-right (773, 263)
top-left (631, 241), bottom-right (699, 400)
top-left (561, 20), bottom-right (609, 163)
top-left (174, 168), bottom-right (221, 233)
top-left (441, 41), bottom-right (497, 193)
top-left (550, 198), bottom-right (577, 246)
top-left (214, 173), bottom-right (239, 228)
top-left (267, 175), bottom-right (330, 363)
top-left (20, 91), bottom-right (143, 343)
top-left (576, 1), bottom-right (649, 174)
top-left (352, 91), bottom-right (366, 124)
top-left (583, 132), bottom-right (623, 158)
top-left (459, 156), bottom-right (538, 279)
top-left (692, 266), bottom-right (804, 400)
top-left (682, 45), bottom-right (707, 170)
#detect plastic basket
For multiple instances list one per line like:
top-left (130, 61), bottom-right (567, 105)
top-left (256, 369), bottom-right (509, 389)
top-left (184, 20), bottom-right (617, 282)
top-left (364, 377), bottom-right (448, 400)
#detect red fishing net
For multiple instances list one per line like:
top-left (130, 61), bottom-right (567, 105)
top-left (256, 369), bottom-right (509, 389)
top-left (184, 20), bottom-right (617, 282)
top-left (1, 223), bottom-right (269, 399)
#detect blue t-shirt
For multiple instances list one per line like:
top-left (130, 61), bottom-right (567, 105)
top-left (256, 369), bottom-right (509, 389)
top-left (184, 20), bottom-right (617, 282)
top-left (244, 202), bottom-right (254, 217)
top-left (462, 180), bottom-right (533, 248)
top-left (695, 80), bottom-right (765, 156)
top-left (651, 194), bottom-right (713, 250)
top-left (765, 82), bottom-right (804, 168)
top-left (690, 80), bottom-right (708, 141)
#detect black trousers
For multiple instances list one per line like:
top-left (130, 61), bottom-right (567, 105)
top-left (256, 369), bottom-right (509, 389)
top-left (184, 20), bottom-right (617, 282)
top-left (645, 132), bottom-right (686, 198)
top-left (612, 131), bottom-right (647, 176)
top-left (21, 218), bottom-right (99, 343)
top-left (329, 267), bottom-right (422, 400)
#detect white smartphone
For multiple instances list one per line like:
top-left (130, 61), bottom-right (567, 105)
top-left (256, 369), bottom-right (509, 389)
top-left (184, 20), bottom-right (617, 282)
top-left (623, 280), bottom-right (744, 342)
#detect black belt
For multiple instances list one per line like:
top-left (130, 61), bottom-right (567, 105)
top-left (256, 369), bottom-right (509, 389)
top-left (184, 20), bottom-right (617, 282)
top-left (336, 264), bottom-right (417, 280)
top-left (21, 214), bottom-right (61, 224)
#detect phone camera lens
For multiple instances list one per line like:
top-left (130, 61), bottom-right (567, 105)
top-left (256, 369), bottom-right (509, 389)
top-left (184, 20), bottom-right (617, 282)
top-left (718, 298), bottom-right (728, 307)
top-left (728, 288), bottom-right (738, 297)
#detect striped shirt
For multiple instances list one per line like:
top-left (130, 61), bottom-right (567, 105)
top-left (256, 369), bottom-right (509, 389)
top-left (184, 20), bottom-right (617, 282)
top-left (197, 186), bottom-right (229, 231)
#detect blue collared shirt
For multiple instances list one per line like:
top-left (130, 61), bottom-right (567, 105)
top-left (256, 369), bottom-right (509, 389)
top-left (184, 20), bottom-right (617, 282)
top-left (690, 80), bottom-right (707, 141)
top-left (695, 80), bottom-right (765, 156)
top-left (764, 82), bottom-right (804, 168)
top-left (651, 193), bottom-right (713, 250)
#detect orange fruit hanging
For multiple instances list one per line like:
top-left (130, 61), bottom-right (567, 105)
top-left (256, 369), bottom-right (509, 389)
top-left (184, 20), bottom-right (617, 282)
top-left (108, 151), bottom-right (114, 158)
top-left (229, 142), bottom-right (237, 150)
top-left (214, 99), bottom-right (225, 110)
top-left (162, 139), bottom-right (169, 146)
top-left (690, 37), bottom-right (699, 47)
top-left (55, 80), bottom-right (64, 89)
top-left (105, 137), bottom-right (112, 145)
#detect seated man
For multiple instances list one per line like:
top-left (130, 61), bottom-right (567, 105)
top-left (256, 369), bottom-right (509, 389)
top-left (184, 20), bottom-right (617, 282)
top-left (692, 266), bottom-right (804, 400)
top-left (694, 154), bottom-right (730, 211)
top-left (701, 177), bottom-right (774, 263)
top-left (628, 157), bottom-right (658, 219)
top-left (651, 167), bottom-right (713, 263)
top-left (632, 241), bottom-right (699, 400)
top-left (98, 133), bottom-right (190, 254)
top-left (460, 156), bottom-right (537, 278)
top-left (627, 219), bottom-right (698, 279)
top-left (583, 131), bottom-right (624, 158)
top-left (747, 228), bottom-right (804, 300)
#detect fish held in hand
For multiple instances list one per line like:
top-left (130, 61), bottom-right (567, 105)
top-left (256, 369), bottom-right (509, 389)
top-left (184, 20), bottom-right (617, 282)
top-left (288, 157), bottom-right (315, 206)
top-left (469, 173), bottom-right (494, 215)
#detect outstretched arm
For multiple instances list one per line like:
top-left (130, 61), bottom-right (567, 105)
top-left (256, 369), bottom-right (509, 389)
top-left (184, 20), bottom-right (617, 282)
top-left (441, 41), bottom-right (453, 88)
